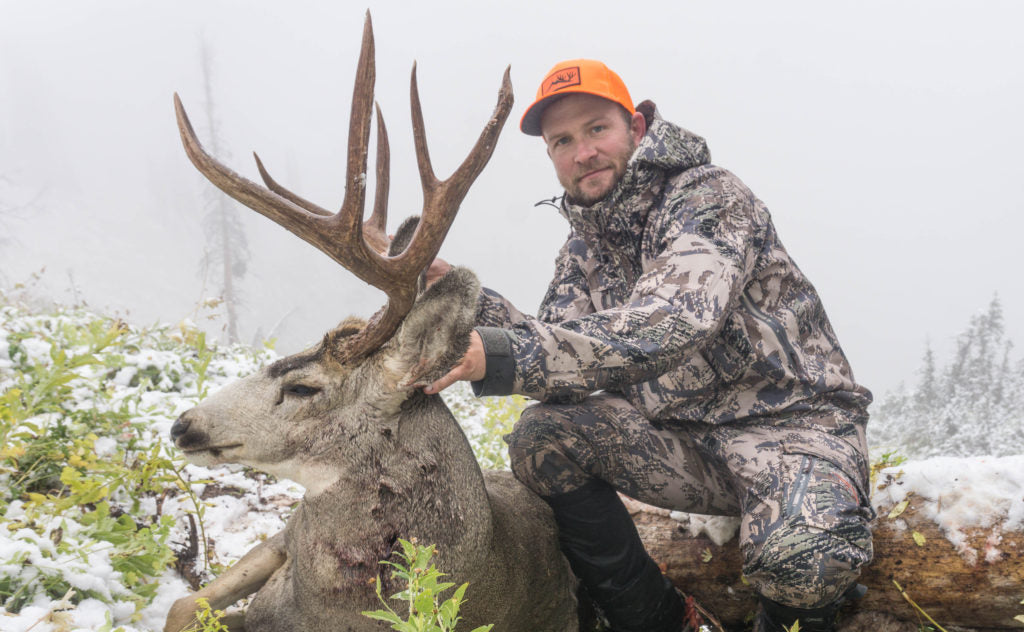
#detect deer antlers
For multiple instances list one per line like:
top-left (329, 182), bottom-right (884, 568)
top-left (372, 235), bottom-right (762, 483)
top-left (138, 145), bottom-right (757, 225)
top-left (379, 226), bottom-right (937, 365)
top-left (174, 12), bottom-right (513, 362)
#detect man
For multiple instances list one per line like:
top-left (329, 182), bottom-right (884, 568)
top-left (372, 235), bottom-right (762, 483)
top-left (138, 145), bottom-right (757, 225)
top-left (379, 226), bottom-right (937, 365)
top-left (424, 59), bottom-right (874, 632)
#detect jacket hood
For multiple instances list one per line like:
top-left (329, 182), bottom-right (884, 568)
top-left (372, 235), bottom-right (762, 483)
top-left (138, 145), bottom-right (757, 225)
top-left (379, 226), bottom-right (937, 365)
top-left (630, 100), bottom-right (711, 175)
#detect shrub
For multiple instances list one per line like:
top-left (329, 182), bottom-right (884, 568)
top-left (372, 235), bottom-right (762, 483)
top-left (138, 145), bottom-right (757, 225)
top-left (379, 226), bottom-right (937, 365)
top-left (362, 537), bottom-right (493, 632)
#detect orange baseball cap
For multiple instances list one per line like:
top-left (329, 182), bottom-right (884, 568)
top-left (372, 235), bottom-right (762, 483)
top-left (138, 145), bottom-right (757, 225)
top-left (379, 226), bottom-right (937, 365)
top-left (520, 59), bottom-right (635, 136)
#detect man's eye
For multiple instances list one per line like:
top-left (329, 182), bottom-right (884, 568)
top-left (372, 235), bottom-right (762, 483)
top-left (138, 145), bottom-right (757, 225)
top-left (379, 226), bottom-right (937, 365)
top-left (591, 125), bottom-right (606, 134)
top-left (284, 384), bottom-right (320, 397)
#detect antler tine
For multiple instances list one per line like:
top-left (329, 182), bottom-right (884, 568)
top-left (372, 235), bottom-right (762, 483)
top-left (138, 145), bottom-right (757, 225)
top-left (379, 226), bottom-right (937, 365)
top-left (409, 61), bottom-right (437, 192)
top-left (398, 64), bottom-right (514, 275)
top-left (253, 153), bottom-right (333, 217)
top-left (363, 102), bottom-right (390, 255)
top-left (174, 93), bottom-right (326, 237)
top-left (335, 11), bottom-right (376, 243)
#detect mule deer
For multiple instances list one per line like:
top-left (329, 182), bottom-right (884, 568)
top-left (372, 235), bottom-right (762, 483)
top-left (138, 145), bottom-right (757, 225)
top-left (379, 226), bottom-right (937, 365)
top-left (164, 14), bottom-right (578, 632)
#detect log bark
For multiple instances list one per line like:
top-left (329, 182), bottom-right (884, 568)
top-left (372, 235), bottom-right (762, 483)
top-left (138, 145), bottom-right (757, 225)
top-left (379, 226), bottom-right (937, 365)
top-left (627, 497), bottom-right (1024, 631)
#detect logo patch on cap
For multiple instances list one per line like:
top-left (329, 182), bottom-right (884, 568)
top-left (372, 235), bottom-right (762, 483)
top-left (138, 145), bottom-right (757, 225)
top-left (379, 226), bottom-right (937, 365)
top-left (541, 67), bottom-right (581, 96)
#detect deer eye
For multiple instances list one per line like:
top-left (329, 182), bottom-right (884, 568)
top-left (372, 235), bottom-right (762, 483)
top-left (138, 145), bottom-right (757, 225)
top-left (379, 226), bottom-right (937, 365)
top-left (284, 384), bottom-right (321, 398)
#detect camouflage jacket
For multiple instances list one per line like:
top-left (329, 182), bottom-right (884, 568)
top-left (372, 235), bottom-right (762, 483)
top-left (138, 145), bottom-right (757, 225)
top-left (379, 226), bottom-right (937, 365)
top-left (473, 107), bottom-right (872, 426)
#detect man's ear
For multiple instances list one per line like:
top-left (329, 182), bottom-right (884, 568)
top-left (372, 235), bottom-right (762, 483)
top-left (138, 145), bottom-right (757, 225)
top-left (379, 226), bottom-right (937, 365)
top-left (385, 266), bottom-right (480, 388)
top-left (630, 110), bottom-right (646, 145)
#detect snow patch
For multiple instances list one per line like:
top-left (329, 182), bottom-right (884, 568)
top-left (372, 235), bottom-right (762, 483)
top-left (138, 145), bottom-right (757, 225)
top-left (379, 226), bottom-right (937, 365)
top-left (19, 336), bottom-right (53, 365)
top-left (93, 436), bottom-right (117, 457)
top-left (872, 454), bottom-right (1024, 564)
top-left (669, 512), bottom-right (741, 546)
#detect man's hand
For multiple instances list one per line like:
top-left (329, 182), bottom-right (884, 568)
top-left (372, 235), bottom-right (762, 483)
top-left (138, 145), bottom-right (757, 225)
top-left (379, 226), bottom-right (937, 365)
top-left (425, 257), bottom-right (452, 288)
top-left (423, 330), bottom-right (485, 394)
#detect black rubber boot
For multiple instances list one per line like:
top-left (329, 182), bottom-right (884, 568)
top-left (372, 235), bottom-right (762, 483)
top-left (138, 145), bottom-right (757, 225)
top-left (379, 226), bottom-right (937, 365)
top-left (544, 479), bottom-right (687, 632)
top-left (755, 584), bottom-right (867, 632)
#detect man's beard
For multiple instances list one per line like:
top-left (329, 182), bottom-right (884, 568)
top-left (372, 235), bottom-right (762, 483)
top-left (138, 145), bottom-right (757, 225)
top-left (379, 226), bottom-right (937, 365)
top-left (565, 136), bottom-right (637, 207)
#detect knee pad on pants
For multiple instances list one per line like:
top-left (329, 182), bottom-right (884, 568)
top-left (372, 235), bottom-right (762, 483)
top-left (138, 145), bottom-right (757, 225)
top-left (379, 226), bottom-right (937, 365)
top-left (744, 519), bottom-right (872, 607)
top-left (505, 405), bottom-right (591, 498)
top-left (741, 453), bottom-right (873, 608)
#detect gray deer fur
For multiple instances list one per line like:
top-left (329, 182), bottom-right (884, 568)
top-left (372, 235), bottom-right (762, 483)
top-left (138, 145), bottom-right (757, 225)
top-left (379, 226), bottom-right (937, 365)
top-left (164, 229), bottom-right (578, 631)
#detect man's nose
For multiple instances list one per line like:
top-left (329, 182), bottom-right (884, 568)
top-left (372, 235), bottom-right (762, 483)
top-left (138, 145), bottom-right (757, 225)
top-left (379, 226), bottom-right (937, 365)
top-left (574, 139), bottom-right (598, 163)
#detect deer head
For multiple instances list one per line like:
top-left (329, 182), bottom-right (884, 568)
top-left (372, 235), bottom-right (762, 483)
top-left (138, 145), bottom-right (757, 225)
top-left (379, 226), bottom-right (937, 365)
top-left (168, 12), bottom-right (513, 495)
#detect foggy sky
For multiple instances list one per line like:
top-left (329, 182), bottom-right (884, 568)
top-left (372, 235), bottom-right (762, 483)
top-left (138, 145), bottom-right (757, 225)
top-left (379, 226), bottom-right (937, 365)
top-left (1, 0), bottom-right (1022, 400)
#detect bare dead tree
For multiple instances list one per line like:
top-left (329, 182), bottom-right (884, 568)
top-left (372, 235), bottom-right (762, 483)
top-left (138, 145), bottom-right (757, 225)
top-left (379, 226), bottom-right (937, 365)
top-left (195, 37), bottom-right (250, 344)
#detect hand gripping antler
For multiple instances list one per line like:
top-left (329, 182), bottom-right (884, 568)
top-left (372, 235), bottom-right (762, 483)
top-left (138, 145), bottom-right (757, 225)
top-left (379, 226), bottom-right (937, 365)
top-left (174, 12), bottom-right (513, 362)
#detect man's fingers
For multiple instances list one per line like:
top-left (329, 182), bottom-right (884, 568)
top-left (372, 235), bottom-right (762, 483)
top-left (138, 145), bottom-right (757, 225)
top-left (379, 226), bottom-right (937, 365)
top-left (423, 369), bottom-right (459, 394)
top-left (421, 330), bottom-right (485, 394)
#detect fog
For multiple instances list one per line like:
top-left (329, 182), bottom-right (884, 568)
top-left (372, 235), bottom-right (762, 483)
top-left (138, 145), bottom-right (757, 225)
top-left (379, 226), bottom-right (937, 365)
top-left (1, 0), bottom-right (1021, 399)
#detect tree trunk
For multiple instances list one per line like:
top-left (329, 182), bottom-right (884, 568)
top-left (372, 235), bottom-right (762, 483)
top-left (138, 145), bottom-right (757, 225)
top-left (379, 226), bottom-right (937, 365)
top-left (627, 498), bottom-right (1024, 631)
top-left (199, 37), bottom-right (246, 345)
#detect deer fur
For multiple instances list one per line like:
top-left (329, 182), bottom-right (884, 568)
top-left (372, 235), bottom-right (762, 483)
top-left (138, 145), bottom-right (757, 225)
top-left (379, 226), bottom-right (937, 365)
top-left (164, 262), bottom-right (578, 632)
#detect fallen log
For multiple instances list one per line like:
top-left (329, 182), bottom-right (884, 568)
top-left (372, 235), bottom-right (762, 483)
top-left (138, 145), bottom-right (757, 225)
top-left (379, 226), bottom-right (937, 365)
top-left (628, 482), bottom-right (1024, 631)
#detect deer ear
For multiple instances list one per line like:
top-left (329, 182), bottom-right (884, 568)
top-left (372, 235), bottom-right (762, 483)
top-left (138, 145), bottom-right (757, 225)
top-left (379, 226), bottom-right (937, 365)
top-left (387, 266), bottom-right (480, 388)
top-left (389, 216), bottom-right (429, 294)
top-left (387, 216), bottom-right (419, 257)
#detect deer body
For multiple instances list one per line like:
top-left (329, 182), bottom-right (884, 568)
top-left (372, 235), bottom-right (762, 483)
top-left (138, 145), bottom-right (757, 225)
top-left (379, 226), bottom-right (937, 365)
top-left (165, 270), bottom-right (579, 632)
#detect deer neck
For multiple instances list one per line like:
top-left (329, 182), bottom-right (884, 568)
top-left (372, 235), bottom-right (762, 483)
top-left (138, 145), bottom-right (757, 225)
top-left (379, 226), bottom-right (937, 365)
top-left (296, 392), bottom-right (492, 572)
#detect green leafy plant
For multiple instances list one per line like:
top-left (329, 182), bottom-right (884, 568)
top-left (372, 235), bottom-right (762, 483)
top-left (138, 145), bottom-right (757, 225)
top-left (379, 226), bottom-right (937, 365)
top-left (182, 328), bottom-right (215, 401)
top-left (183, 597), bottom-right (231, 632)
top-left (870, 448), bottom-right (907, 487)
top-left (471, 395), bottom-right (528, 470)
top-left (362, 537), bottom-right (493, 632)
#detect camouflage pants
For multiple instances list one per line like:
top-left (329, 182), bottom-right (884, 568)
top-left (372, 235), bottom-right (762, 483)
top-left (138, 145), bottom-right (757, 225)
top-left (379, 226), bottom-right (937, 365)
top-left (505, 393), bottom-right (874, 608)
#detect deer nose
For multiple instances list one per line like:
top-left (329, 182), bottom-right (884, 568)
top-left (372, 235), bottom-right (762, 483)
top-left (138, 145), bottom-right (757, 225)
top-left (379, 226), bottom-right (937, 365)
top-left (170, 411), bottom-right (193, 442)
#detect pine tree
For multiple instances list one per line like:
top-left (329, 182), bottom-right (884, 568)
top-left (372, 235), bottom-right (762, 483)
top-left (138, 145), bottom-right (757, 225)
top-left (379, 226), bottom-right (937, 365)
top-left (870, 296), bottom-right (1024, 457)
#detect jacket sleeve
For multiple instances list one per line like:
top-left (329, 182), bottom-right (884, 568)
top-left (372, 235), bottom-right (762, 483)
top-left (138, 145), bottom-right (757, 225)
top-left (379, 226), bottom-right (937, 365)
top-left (501, 182), bottom-right (764, 402)
top-left (472, 237), bottom-right (595, 396)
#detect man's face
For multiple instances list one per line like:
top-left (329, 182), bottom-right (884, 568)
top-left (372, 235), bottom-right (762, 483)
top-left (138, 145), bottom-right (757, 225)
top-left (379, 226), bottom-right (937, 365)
top-left (541, 93), bottom-right (645, 207)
